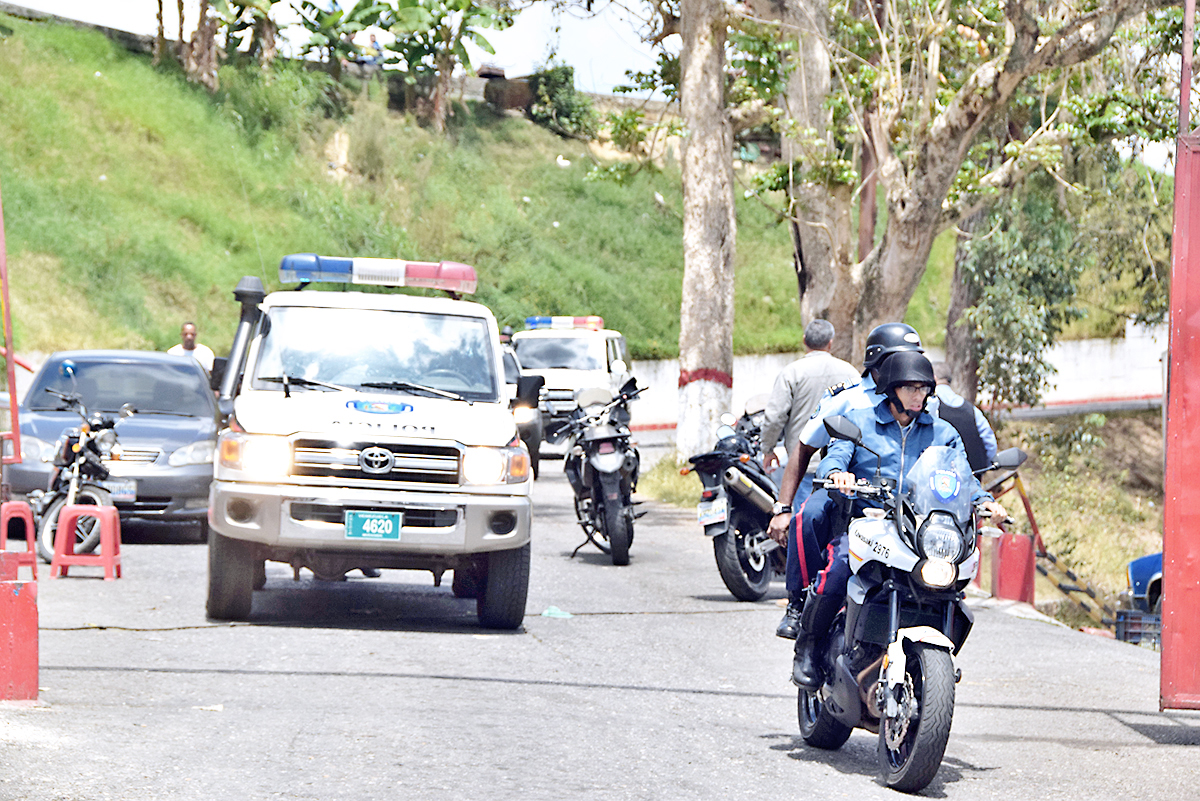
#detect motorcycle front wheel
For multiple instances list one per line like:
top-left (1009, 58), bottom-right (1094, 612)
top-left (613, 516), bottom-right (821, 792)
top-left (36, 485), bottom-right (114, 563)
top-left (603, 500), bottom-right (632, 566)
top-left (878, 643), bottom-right (956, 793)
top-left (713, 508), bottom-right (772, 601)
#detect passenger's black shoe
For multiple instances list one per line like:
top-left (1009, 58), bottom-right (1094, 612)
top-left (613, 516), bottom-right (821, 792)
top-left (776, 601), bottom-right (803, 640)
top-left (791, 634), bottom-right (821, 689)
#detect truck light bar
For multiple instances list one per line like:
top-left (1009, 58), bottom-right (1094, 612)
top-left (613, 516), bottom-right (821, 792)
top-left (279, 254), bottom-right (478, 294)
top-left (525, 315), bottom-right (604, 331)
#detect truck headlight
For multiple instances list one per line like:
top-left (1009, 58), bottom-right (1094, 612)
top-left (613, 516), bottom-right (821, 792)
top-left (512, 406), bottom-right (539, 426)
top-left (169, 440), bottom-right (216, 466)
top-left (218, 432), bottom-right (292, 478)
top-left (462, 439), bottom-right (530, 485)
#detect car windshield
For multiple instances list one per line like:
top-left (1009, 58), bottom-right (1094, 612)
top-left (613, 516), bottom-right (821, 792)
top-left (29, 359), bottom-right (215, 417)
top-left (502, 351), bottom-right (520, 385)
top-left (514, 337), bottom-right (604, 370)
top-left (251, 306), bottom-right (499, 401)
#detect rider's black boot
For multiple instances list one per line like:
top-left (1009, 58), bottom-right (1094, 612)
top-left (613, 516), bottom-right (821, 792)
top-left (791, 593), bottom-right (842, 690)
top-left (775, 595), bottom-right (803, 640)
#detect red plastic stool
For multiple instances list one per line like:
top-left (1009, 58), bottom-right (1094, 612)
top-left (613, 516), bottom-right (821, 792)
top-left (49, 505), bottom-right (122, 580)
top-left (0, 500), bottom-right (38, 580)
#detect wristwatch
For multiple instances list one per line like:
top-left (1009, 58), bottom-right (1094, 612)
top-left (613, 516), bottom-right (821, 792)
top-left (772, 502), bottom-right (792, 516)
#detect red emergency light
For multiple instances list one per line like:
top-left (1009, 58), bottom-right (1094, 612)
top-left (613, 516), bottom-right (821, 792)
top-left (279, 254), bottom-right (478, 295)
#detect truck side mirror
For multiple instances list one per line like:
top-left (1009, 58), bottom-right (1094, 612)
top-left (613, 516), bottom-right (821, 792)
top-left (515, 375), bottom-right (544, 407)
top-left (210, 357), bottom-right (227, 392)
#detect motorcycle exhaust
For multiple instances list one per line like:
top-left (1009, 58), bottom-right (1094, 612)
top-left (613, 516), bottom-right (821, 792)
top-left (723, 466), bottom-right (775, 514)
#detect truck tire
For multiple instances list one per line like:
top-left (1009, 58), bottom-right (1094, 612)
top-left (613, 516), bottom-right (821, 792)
top-left (477, 543), bottom-right (530, 630)
top-left (207, 532), bottom-right (257, 621)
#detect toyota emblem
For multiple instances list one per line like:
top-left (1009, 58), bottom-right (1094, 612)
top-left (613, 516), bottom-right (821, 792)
top-left (359, 446), bottom-right (395, 475)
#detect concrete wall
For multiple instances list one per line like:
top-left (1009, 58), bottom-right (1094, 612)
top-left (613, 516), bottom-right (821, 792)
top-left (628, 321), bottom-right (1169, 431)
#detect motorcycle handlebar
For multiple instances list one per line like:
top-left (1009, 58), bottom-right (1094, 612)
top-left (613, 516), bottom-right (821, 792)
top-left (813, 477), bottom-right (886, 498)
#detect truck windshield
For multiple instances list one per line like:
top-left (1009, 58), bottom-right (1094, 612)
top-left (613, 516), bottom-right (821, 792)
top-left (514, 337), bottom-right (604, 370)
top-left (251, 307), bottom-right (499, 401)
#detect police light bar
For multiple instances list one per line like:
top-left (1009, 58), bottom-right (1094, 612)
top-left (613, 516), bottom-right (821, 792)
top-left (525, 315), bottom-right (604, 331)
top-left (279, 254), bottom-right (478, 294)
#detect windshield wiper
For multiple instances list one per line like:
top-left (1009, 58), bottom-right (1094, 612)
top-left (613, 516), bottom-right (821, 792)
top-left (259, 375), bottom-right (348, 398)
top-left (360, 380), bottom-right (466, 402)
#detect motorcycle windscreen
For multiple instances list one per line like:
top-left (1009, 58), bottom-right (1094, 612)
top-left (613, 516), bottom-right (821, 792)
top-left (904, 445), bottom-right (974, 526)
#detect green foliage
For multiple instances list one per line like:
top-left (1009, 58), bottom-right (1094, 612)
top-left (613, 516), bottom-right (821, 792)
top-left (727, 20), bottom-right (793, 110)
top-left (961, 177), bottom-right (1085, 406)
top-left (216, 61), bottom-right (338, 145)
top-left (1022, 414), bottom-right (1109, 471)
top-left (527, 63), bottom-right (598, 140)
top-left (637, 458), bottom-right (701, 505)
top-left (615, 53), bottom-right (679, 101)
top-left (388, 0), bottom-right (512, 74)
top-left (293, 0), bottom-right (389, 66)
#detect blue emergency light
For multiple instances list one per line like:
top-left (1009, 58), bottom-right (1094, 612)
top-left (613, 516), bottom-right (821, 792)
top-left (279, 254), bottom-right (478, 294)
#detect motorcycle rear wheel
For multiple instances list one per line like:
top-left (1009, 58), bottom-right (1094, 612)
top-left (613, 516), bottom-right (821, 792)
top-left (603, 501), bottom-right (632, 566)
top-left (713, 508), bottom-right (772, 601)
top-left (35, 485), bottom-right (113, 563)
top-left (798, 687), bottom-right (853, 750)
top-left (878, 643), bottom-right (955, 793)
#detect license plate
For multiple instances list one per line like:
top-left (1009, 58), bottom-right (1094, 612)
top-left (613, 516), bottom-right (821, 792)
top-left (101, 479), bottom-right (137, 502)
top-left (345, 510), bottom-right (403, 541)
top-left (697, 497), bottom-right (727, 526)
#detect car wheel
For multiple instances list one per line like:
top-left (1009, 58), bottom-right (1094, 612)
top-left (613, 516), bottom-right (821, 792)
top-left (476, 543), bottom-right (530, 630)
top-left (206, 532), bottom-right (257, 621)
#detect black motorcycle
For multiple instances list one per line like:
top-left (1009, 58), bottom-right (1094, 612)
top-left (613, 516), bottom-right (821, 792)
top-left (684, 403), bottom-right (785, 601)
top-left (30, 382), bottom-right (133, 562)
top-left (797, 415), bottom-right (1026, 793)
top-left (555, 378), bottom-right (643, 565)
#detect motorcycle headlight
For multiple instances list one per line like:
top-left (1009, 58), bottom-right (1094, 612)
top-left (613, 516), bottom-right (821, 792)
top-left (169, 439), bottom-right (216, 466)
top-left (94, 429), bottom-right (117, 454)
top-left (918, 558), bottom-right (958, 588)
top-left (512, 406), bottom-right (539, 426)
top-left (918, 512), bottom-right (965, 561)
top-left (218, 432), bottom-right (292, 479)
top-left (462, 439), bottom-right (529, 485)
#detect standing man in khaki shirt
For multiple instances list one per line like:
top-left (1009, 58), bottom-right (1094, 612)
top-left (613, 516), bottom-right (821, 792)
top-left (759, 319), bottom-right (859, 638)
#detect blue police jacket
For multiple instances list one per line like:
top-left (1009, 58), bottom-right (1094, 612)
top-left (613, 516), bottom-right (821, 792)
top-left (816, 395), bottom-right (991, 504)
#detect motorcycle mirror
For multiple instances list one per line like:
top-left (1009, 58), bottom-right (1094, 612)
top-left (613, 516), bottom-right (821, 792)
top-left (59, 359), bottom-right (76, 380)
top-left (719, 412), bottom-right (736, 427)
top-left (823, 415), bottom-right (862, 444)
top-left (611, 359), bottom-right (628, 376)
top-left (715, 424), bottom-right (737, 441)
top-left (619, 376), bottom-right (638, 396)
top-left (119, 403), bottom-right (137, 419)
top-left (993, 447), bottom-right (1028, 470)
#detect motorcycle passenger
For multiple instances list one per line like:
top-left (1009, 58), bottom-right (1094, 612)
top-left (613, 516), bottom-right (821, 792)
top-left (768, 322), bottom-right (926, 639)
top-left (791, 350), bottom-right (1006, 689)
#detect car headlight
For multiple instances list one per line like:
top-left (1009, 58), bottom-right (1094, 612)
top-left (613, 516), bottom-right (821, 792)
top-left (21, 435), bottom-right (57, 463)
top-left (169, 439), bottom-right (216, 466)
top-left (918, 512), bottom-right (965, 561)
top-left (218, 432), bottom-right (292, 478)
top-left (512, 406), bottom-right (539, 426)
top-left (461, 439), bottom-right (530, 485)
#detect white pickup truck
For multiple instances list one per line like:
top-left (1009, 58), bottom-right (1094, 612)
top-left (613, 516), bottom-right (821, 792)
top-left (206, 255), bottom-right (542, 629)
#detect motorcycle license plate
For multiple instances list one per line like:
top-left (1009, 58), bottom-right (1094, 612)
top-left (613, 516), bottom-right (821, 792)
top-left (344, 510), bottom-right (403, 541)
top-left (100, 479), bottom-right (137, 502)
top-left (697, 497), bottom-right (727, 526)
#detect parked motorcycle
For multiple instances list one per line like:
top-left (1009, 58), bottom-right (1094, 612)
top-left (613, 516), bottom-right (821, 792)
top-left (30, 367), bottom-right (133, 562)
top-left (555, 377), bottom-right (643, 565)
top-left (684, 404), bottom-right (785, 601)
top-left (797, 414), bottom-right (1025, 793)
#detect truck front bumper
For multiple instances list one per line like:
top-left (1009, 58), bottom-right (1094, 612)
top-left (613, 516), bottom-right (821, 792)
top-left (208, 480), bottom-right (531, 555)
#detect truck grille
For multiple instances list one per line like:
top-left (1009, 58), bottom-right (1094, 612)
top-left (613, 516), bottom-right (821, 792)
top-left (290, 502), bottom-right (458, 529)
top-left (291, 439), bottom-right (460, 486)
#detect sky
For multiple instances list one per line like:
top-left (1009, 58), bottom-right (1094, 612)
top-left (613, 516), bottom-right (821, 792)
top-left (11, 0), bottom-right (663, 94)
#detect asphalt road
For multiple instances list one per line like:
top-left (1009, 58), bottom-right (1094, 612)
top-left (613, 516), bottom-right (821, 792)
top-left (2, 468), bottom-right (1197, 800)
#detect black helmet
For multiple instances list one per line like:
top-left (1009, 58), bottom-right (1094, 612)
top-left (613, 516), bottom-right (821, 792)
top-left (875, 350), bottom-right (936, 396)
top-left (862, 322), bottom-right (923, 374)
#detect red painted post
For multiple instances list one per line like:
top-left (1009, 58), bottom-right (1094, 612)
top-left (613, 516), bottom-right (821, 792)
top-left (991, 532), bottom-right (1036, 605)
top-left (1162, 0), bottom-right (1200, 710)
top-left (0, 552), bottom-right (38, 701)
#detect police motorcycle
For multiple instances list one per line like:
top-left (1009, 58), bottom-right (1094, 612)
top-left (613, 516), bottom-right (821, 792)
top-left (553, 377), bottom-right (643, 566)
top-left (30, 362), bottom-right (135, 562)
top-left (683, 401), bottom-right (785, 601)
top-left (798, 414), bottom-right (1026, 793)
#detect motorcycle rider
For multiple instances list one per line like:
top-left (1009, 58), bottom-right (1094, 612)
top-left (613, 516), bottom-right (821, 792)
top-left (768, 322), bottom-right (926, 638)
top-left (791, 350), bottom-right (1007, 688)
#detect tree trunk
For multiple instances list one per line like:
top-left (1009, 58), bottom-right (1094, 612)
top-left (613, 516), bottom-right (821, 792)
top-left (676, 0), bottom-right (735, 462)
top-left (176, 0), bottom-right (185, 61)
top-left (253, 14), bottom-right (278, 70)
top-left (946, 211), bottom-right (984, 403)
top-left (153, 0), bottom-right (166, 67)
top-left (431, 52), bottom-right (455, 134)
top-left (184, 2), bottom-right (219, 93)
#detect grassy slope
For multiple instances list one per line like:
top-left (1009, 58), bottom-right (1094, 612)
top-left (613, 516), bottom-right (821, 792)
top-left (0, 15), bottom-right (808, 360)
